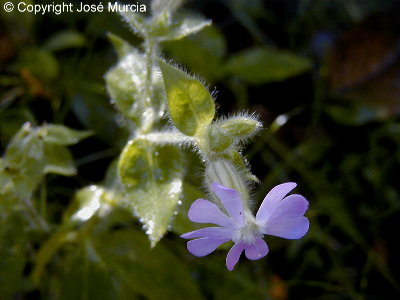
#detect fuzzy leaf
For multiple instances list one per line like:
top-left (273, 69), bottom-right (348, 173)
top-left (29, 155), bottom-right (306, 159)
top-left (226, 47), bottom-right (311, 84)
top-left (208, 125), bottom-right (234, 153)
top-left (4, 124), bottom-right (45, 181)
top-left (159, 59), bottom-right (215, 136)
top-left (118, 137), bottom-right (184, 246)
top-left (40, 124), bottom-right (92, 145)
top-left (119, 11), bottom-right (146, 37)
top-left (155, 13), bottom-right (211, 42)
top-left (107, 33), bottom-right (136, 58)
top-left (219, 116), bottom-right (261, 138)
top-left (43, 143), bottom-right (76, 176)
top-left (105, 49), bottom-right (166, 123)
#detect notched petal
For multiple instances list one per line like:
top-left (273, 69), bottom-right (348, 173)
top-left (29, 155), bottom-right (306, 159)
top-left (256, 182), bottom-right (297, 222)
top-left (277, 194), bottom-right (309, 217)
top-left (244, 238), bottom-right (269, 260)
top-left (265, 216), bottom-right (309, 239)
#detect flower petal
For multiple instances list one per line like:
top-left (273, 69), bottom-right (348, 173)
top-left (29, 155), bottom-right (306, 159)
top-left (188, 199), bottom-right (233, 227)
top-left (211, 182), bottom-right (244, 225)
top-left (259, 193), bottom-right (309, 239)
top-left (181, 227), bottom-right (233, 239)
top-left (226, 242), bottom-right (245, 271)
top-left (275, 194), bottom-right (309, 217)
top-left (187, 237), bottom-right (231, 257)
top-left (244, 238), bottom-right (269, 260)
top-left (265, 216), bottom-right (309, 239)
top-left (256, 182), bottom-right (297, 222)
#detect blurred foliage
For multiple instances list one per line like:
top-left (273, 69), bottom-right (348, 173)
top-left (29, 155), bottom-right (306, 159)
top-left (1, 0), bottom-right (400, 299)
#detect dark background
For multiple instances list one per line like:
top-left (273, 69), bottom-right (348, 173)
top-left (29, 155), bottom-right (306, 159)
top-left (1, 0), bottom-right (400, 299)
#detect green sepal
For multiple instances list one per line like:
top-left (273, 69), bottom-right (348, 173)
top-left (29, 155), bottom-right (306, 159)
top-left (208, 125), bottom-right (234, 153)
top-left (219, 116), bottom-right (261, 139)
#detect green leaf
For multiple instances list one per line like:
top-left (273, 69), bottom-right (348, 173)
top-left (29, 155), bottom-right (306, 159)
top-left (43, 143), bottom-right (76, 176)
top-left (44, 240), bottom-right (119, 300)
top-left (326, 104), bottom-right (385, 126)
top-left (159, 59), bottom-right (215, 136)
top-left (44, 30), bottom-right (86, 51)
top-left (4, 123), bottom-right (45, 181)
top-left (118, 137), bottom-right (184, 246)
top-left (14, 48), bottom-right (59, 80)
top-left (63, 185), bottom-right (120, 225)
top-left (31, 229), bottom-right (75, 284)
top-left (40, 124), bottom-right (92, 145)
top-left (72, 93), bottom-right (128, 146)
top-left (107, 32), bottom-right (136, 58)
top-left (93, 229), bottom-right (204, 300)
top-left (0, 214), bottom-right (27, 299)
top-left (105, 49), bottom-right (166, 123)
top-left (163, 26), bottom-right (226, 81)
top-left (47, 229), bottom-right (204, 300)
top-left (154, 13), bottom-right (211, 42)
top-left (226, 47), bottom-right (311, 84)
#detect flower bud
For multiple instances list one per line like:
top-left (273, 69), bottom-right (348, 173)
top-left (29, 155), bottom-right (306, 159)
top-left (205, 159), bottom-right (249, 205)
top-left (219, 116), bottom-right (261, 140)
top-left (208, 125), bottom-right (234, 153)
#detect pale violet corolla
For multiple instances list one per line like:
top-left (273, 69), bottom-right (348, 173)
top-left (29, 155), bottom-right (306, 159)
top-left (181, 182), bottom-right (309, 270)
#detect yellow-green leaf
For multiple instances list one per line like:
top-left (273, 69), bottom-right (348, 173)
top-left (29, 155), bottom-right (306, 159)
top-left (118, 137), bottom-right (184, 246)
top-left (159, 59), bottom-right (215, 136)
top-left (43, 143), bottom-right (76, 176)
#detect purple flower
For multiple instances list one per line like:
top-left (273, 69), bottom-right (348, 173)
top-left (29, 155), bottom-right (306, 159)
top-left (181, 182), bottom-right (309, 271)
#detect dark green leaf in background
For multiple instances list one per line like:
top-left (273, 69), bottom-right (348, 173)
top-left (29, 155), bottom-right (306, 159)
top-left (226, 47), bottom-right (311, 84)
top-left (44, 30), bottom-right (87, 52)
top-left (13, 48), bottom-right (59, 80)
top-left (163, 26), bottom-right (227, 82)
